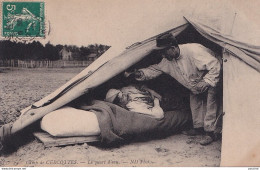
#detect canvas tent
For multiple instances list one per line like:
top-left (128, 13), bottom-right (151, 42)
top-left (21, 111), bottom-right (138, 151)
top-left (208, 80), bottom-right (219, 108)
top-left (1, 1), bottom-right (260, 166)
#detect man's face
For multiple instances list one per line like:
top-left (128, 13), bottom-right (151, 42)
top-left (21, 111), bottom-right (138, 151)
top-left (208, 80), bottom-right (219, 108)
top-left (163, 46), bottom-right (179, 61)
top-left (117, 92), bottom-right (128, 106)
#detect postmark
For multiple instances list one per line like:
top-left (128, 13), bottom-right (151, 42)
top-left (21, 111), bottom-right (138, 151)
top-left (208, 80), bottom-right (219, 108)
top-left (2, 1), bottom-right (45, 37)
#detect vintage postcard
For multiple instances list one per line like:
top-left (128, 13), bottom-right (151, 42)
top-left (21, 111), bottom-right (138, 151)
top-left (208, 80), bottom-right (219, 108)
top-left (0, 0), bottom-right (259, 167)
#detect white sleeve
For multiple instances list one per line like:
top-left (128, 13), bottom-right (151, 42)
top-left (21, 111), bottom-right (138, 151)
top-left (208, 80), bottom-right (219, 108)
top-left (136, 59), bottom-right (167, 81)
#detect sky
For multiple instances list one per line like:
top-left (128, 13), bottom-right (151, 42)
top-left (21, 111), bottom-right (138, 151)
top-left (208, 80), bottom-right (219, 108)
top-left (1, 0), bottom-right (260, 48)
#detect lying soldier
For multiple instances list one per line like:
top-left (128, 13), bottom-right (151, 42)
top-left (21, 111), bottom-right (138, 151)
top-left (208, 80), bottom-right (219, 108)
top-left (41, 85), bottom-right (164, 138)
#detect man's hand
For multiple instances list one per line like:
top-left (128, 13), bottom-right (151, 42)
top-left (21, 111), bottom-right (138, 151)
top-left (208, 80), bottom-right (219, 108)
top-left (153, 98), bottom-right (160, 106)
top-left (124, 70), bottom-right (142, 78)
top-left (153, 98), bottom-right (164, 120)
top-left (194, 80), bottom-right (210, 94)
top-left (124, 71), bottom-right (134, 78)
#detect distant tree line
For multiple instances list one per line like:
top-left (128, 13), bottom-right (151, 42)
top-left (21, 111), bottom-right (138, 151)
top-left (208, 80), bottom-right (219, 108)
top-left (0, 40), bottom-right (110, 61)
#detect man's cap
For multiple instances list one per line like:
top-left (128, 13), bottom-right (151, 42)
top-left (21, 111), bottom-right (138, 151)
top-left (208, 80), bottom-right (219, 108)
top-left (156, 33), bottom-right (178, 49)
top-left (105, 89), bottom-right (121, 103)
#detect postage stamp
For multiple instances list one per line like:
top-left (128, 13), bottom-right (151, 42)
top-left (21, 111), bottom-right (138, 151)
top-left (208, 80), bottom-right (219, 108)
top-left (2, 1), bottom-right (45, 37)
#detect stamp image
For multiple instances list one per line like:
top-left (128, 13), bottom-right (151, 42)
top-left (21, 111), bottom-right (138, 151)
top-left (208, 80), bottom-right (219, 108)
top-left (2, 2), bottom-right (45, 37)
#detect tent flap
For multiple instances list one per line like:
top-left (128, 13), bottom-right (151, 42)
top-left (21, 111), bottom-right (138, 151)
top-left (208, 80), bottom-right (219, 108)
top-left (185, 17), bottom-right (260, 72)
top-left (222, 52), bottom-right (260, 166)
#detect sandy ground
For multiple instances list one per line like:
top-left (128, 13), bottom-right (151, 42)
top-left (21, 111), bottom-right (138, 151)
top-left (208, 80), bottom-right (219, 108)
top-left (0, 68), bottom-right (221, 167)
